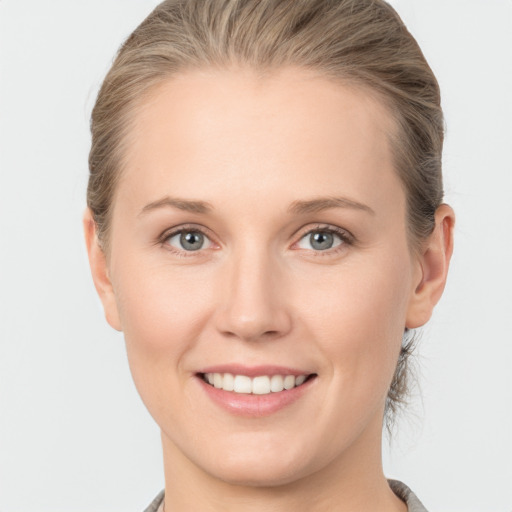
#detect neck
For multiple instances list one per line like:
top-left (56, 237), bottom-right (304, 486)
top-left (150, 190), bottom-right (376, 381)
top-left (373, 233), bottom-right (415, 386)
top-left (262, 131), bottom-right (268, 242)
top-left (160, 416), bottom-right (406, 512)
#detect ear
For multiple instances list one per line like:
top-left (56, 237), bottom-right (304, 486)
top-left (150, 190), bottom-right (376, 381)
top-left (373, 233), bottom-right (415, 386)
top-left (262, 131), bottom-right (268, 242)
top-left (83, 208), bottom-right (122, 331)
top-left (406, 204), bottom-right (455, 329)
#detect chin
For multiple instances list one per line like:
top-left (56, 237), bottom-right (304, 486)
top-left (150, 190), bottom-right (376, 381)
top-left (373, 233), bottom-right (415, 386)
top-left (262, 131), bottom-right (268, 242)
top-left (194, 438), bottom-right (319, 488)
top-left (207, 460), bottom-right (310, 488)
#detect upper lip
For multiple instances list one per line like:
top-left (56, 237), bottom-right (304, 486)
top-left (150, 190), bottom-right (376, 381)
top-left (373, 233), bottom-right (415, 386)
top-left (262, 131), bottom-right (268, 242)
top-left (197, 364), bottom-right (315, 378)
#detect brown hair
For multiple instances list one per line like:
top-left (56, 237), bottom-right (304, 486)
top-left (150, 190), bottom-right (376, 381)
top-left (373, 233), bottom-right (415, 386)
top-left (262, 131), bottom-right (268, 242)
top-left (88, 0), bottom-right (444, 423)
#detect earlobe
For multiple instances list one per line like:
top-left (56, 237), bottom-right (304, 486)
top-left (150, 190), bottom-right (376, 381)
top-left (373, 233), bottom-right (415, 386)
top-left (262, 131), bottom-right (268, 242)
top-left (406, 204), bottom-right (455, 329)
top-left (83, 209), bottom-right (122, 332)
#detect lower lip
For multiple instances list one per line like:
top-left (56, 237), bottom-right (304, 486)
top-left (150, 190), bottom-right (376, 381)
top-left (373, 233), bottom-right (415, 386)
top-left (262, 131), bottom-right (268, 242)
top-left (196, 375), bottom-right (316, 417)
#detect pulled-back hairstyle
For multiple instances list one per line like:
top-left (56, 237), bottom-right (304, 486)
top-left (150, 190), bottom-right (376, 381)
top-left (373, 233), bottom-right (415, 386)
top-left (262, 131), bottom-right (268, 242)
top-left (88, 0), bottom-right (444, 425)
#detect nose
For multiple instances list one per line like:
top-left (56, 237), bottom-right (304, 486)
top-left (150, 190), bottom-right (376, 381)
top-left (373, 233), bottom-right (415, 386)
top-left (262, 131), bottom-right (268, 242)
top-left (214, 245), bottom-right (293, 343)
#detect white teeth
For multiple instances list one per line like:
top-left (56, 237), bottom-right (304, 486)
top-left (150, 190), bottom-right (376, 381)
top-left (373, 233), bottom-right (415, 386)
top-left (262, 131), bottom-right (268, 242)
top-left (295, 375), bottom-right (306, 386)
top-left (222, 372), bottom-right (234, 391)
top-left (203, 373), bottom-right (309, 395)
top-left (213, 373), bottom-right (223, 389)
top-left (234, 375), bottom-right (252, 394)
top-left (283, 375), bottom-right (295, 390)
top-left (270, 375), bottom-right (284, 392)
top-left (252, 376), bottom-right (270, 395)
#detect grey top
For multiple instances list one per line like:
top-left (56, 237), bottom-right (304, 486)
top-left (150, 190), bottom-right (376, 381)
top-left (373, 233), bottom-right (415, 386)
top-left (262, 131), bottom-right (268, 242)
top-left (143, 489), bottom-right (164, 512)
top-left (388, 480), bottom-right (428, 512)
top-left (143, 480), bottom-right (427, 512)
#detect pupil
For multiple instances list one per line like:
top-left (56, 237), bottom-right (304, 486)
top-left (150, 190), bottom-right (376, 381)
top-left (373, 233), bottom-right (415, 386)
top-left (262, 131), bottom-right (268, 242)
top-left (311, 232), bottom-right (333, 250)
top-left (181, 232), bottom-right (203, 251)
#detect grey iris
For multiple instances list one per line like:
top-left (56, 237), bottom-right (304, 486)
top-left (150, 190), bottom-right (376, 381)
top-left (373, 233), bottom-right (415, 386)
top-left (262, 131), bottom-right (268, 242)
top-left (180, 231), bottom-right (204, 251)
top-left (310, 231), bottom-right (334, 250)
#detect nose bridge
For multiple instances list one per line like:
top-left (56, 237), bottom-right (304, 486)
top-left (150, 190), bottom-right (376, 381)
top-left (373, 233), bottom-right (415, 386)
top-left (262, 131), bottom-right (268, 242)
top-left (216, 239), bottom-right (291, 342)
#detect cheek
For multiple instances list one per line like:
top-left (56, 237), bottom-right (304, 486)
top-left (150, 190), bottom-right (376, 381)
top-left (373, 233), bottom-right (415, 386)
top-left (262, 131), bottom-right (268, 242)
top-left (110, 258), bottom-right (213, 416)
top-left (296, 251), bottom-right (413, 398)
top-left (115, 271), bottom-right (197, 347)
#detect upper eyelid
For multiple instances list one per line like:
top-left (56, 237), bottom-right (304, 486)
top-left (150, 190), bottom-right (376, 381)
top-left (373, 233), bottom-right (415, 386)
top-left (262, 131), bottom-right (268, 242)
top-left (296, 224), bottom-right (354, 243)
top-left (160, 223), bottom-right (214, 240)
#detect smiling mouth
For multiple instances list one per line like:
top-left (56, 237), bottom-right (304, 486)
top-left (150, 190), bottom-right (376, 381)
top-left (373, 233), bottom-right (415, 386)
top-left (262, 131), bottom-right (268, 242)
top-left (200, 373), bottom-right (317, 395)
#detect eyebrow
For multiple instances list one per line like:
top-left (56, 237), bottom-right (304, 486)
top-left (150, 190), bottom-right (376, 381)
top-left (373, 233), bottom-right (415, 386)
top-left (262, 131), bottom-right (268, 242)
top-left (139, 195), bottom-right (374, 216)
top-left (140, 197), bottom-right (214, 215)
top-left (287, 196), bottom-right (375, 215)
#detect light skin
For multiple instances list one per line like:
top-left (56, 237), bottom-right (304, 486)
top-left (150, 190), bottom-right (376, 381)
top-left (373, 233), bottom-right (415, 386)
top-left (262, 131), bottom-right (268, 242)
top-left (84, 67), bottom-right (454, 511)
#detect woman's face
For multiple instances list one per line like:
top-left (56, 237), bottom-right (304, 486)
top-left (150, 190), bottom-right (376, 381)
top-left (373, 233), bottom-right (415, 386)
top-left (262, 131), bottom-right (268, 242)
top-left (98, 67), bottom-right (425, 485)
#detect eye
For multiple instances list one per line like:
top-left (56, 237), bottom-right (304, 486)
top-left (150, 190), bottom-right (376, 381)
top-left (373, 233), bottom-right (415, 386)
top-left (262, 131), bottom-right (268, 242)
top-left (164, 228), bottom-right (214, 252)
top-left (296, 227), bottom-right (348, 252)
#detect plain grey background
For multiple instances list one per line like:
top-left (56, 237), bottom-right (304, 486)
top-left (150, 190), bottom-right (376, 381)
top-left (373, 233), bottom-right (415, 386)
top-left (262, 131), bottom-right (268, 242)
top-left (0, 1), bottom-right (511, 511)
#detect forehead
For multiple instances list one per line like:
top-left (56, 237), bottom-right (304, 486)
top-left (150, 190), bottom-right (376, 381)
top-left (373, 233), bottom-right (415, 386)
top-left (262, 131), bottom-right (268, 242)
top-left (117, 66), bottom-right (402, 216)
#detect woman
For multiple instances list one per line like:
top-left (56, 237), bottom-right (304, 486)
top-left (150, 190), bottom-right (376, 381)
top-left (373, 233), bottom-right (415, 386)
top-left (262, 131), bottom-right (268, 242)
top-left (84, 1), bottom-right (454, 510)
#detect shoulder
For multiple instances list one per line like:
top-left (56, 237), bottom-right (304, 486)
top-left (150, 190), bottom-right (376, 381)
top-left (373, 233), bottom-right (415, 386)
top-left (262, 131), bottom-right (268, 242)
top-left (388, 479), bottom-right (429, 512)
top-left (143, 489), bottom-right (164, 512)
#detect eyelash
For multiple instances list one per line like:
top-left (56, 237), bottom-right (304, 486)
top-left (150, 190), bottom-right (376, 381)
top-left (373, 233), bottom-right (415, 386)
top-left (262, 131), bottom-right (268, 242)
top-left (158, 223), bottom-right (354, 259)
